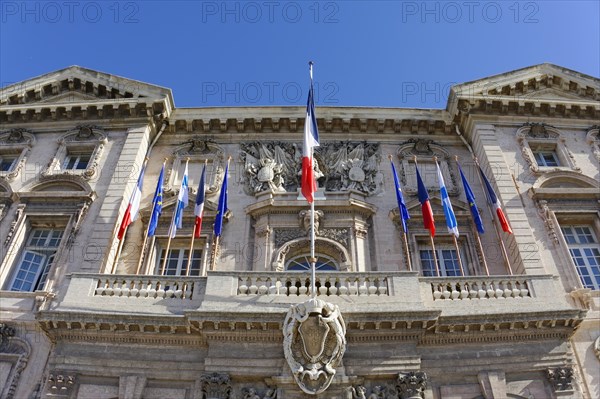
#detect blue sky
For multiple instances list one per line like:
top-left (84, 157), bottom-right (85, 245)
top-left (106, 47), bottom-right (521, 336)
top-left (1, 1), bottom-right (598, 109)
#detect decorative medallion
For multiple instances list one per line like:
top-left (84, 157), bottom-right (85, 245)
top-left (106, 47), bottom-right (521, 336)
top-left (283, 298), bottom-right (346, 395)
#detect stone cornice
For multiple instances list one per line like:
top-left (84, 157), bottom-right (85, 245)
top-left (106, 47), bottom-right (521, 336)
top-left (0, 99), bottom-right (168, 125)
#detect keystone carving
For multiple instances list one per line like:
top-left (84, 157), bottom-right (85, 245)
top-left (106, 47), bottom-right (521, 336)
top-left (299, 209), bottom-right (324, 235)
top-left (546, 367), bottom-right (574, 392)
top-left (283, 298), bottom-right (346, 395)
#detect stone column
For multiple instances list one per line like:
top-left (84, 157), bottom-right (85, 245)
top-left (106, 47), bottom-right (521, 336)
top-left (477, 370), bottom-right (507, 399)
top-left (119, 375), bottom-right (146, 399)
top-left (397, 371), bottom-right (428, 399)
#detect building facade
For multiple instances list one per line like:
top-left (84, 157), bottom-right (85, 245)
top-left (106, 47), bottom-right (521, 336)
top-left (0, 64), bottom-right (598, 399)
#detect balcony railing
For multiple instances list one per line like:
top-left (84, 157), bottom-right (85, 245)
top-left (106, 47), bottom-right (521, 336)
top-left (94, 276), bottom-right (199, 299)
top-left (236, 272), bottom-right (389, 296)
top-left (424, 276), bottom-right (532, 301)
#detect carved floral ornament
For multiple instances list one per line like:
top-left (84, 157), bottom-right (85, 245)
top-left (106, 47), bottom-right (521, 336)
top-left (43, 125), bottom-right (107, 180)
top-left (396, 139), bottom-right (458, 196)
top-left (164, 138), bottom-right (225, 198)
top-left (0, 128), bottom-right (35, 182)
top-left (240, 141), bottom-right (383, 196)
top-left (516, 123), bottom-right (580, 174)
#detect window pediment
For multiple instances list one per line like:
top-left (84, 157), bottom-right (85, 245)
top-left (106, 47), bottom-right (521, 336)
top-left (516, 123), bottom-right (579, 175)
top-left (43, 125), bottom-right (107, 181)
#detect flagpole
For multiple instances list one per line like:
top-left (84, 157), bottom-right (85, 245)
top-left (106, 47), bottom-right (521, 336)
top-left (136, 158), bottom-right (167, 275)
top-left (210, 156), bottom-right (231, 272)
top-left (161, 158), bottom-right (190, 275)
top-left (435, 155), bottom-right (464, 276)
top-left (160, 199), bottom-right (176, 275)
top-left (186, 159), bottom-right (208, 275)
top-left (388, 155), bottom-right (412, 271)
top-left (414, 156), bottom-right (439, 276)
top-left (112, 157), bottom-right (148, 274)
top-left (455, 156), bottom-right (489, 276)
top-left (474, 157), bottom-right (513, 275)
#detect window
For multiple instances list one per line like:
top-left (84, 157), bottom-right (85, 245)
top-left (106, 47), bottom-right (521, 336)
top-left (0, 155), bottom-right (17, 172)
top-left (560, 225), bottom-right (600, 290)
top-left (533, 150), bottom-right (560, 167)
top-left (9, 229), bottom-right (63, 292)
top-left (516, 124), bottom-right (579, 174)
top-left (156, 248), bottom-right (202, 276)
top-left (62, 153), bottom-right (91, 170)
top-left (286, 254), bottom-right (338, 271)
top-left (417, 238), bottom-right (470, 277)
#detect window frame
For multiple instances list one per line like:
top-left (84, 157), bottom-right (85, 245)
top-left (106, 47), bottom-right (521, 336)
top-left (415, 236), bottom-right (471, 277)
top-left (0, 129), bottom-right (34, 182)
top-left (44, 126), bottom-right (106, 180)
top-left (516, 124), bottom-right (579, 174)
top-left (2, 221), bottom-right (68, 293)
top-left (558, 220), bottom-right (600, 290)
top-left (9, 229), bottom-right (63, 292)
top-left (285, 254), bottom-right (339, 272)
top-left (146, 237), bottom-right (209, 277)
top-left (155, 246), bottom-right (204, 277)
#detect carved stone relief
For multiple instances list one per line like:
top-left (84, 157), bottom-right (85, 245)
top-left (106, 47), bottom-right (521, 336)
top-left (546, 367), bottom-right (574, 393)
top-left (0, 323), bottom-right (32, 399)
top-left (587, 126), bottom-right (600, 161)
top-left (165, 138), bottom-right (225, 200)
top-left (396, 139), bottom-right (458, 196)
top-left (241, 387), bottom-right (277, 399)
top-left (397, 372), bottom-right (428, 399)
top-left (199, 372), bottom-right (231, 399)
top-left (0, 128), bottom-right (35, 182)
top-left (283, 298), bottom-right (346, 395)
top-left (4, 203), bottom-right (25, 247)
top-left (594, 337), bottom-right (600, 361)
top-left (240, 141), bottom-right (382, 196)
top-left (349, 384), bottom-right (391, 399)
top-left (536, 200), bottom-right (559, 244)
top-left (44, 372), bottom-right (77, 398)
top-left (43, 125), bottom-right (107, 180)
top-left (516, 123), bottom-right (580, 174)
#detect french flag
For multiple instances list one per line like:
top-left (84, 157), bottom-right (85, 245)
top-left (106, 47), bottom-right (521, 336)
top-left (117, 161), bottom-right (146, 240)
top-left (301, 62), bottom-right (320, 203)
top-left (479, 166), bottom-right (513, 234)
top-left (193, 165), bottom-right (206, 238)
top-left (416, 165), bottom-right (435, 237)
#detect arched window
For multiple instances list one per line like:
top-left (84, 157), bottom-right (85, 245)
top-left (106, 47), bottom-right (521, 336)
top-left (285, 254), bottom-right (338, 271)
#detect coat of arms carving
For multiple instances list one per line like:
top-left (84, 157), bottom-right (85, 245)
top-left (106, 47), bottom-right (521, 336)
top-left (283, 298), bottom-right (346, 395)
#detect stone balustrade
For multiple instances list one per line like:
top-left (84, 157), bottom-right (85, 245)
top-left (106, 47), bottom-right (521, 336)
top-left (424, 276), bottom-right (532, 301)
top-left (94, 276), bottom-right (198, 300)
top-left (236, 272), bottom-right (389, 296)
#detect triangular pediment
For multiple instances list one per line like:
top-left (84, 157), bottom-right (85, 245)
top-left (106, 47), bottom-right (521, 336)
top-left (0, 66), bottom-right (173, 107)
top-left (450, 63), bottom-right (599, 104)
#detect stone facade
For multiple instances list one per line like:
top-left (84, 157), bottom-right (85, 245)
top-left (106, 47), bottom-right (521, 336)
top-left (0, 64), bottom-right (599, 398)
